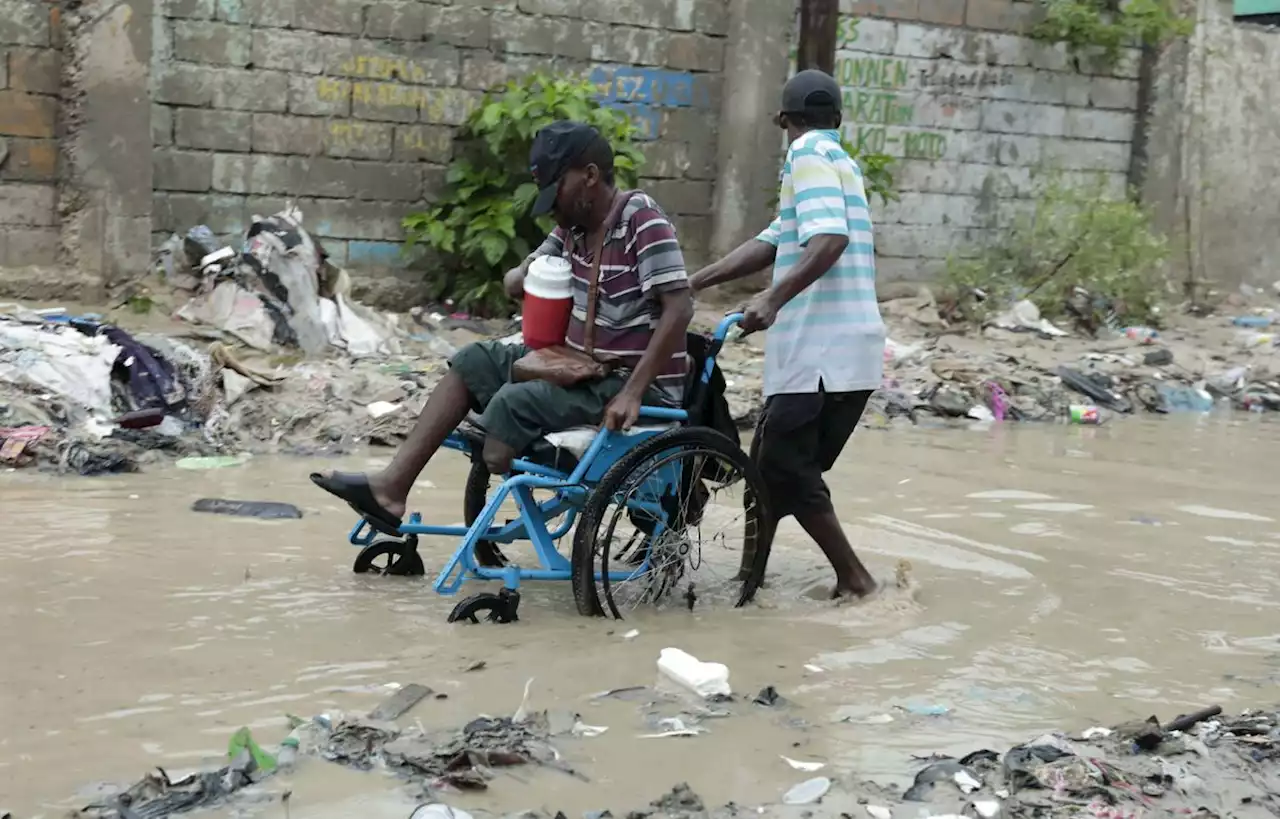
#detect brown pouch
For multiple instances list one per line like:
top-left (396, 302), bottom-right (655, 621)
top-left (512, 190), bottom-right (634, 388)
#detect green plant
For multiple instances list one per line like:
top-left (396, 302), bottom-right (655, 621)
top-left (840, 137), bottom-right (898, 206)
top-left (942, 172), bottom-right (1171, 326)
top-left (1031, 0), bottom-right (1195, 64)
top-left (403, 73), bottom-right (644, 316)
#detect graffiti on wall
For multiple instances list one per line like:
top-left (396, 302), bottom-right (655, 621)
top-left (835, 17), bottom-right (1014, 161)
top-left (588, 66), bottom-right (710, 141)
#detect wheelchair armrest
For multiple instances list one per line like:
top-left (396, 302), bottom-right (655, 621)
top-left (638, 406), bottom-right (688, 422)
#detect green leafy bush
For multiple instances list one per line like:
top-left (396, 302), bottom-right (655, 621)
top-left (403, 73), bottom-right (644, 316)
top-left (841, 138), bottom-right (898, 207)
top-left (942, 172), bottom-right (1171, 326)
top-left (1032, 0), bottom-right (1194, 64)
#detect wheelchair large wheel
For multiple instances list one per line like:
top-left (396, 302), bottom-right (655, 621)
top-left (570, 427), bottom-right (771, 620)
top-left (463, 458), bottom-right (508, 569)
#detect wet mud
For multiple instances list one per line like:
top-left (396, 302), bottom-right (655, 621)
top-left (4, 417), bottom-right (1280, 817)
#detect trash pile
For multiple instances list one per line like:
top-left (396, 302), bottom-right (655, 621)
top-left (64, 674), bottom-right (1280, 819)
top-left (0, 205), bottom-right (476, 474)
top-left (714, 284), bottom-right (1280, 430)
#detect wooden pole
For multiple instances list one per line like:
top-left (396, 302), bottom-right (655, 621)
top-left (796, 0), bottom-right (839, 74)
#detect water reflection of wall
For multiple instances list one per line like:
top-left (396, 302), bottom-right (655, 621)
top-left (834, 14), bottom-right (1140, 282)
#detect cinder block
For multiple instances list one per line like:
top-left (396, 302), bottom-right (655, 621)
top-left (641, 141), bottom-right (691, 179)
top-left (154, 62), bottom-right (219, 105)
top-left (252, 113), bottom-right (325, 155)
top-left (1064, 108), bottom-right (1134, 142)
top-left (294, 0), bottom-right (364, 34)
top-left (491, 12), bottom-right (593, 60)
top-left (250, 29), bottom-right (339, 74)
top-left (285, 198), bottom-right (411, 240)
top-left (419, 87), bottom-right (481, 126)
top-left (1088, 76), bottom-right (1138, 110)
top-left (980, 99), bottom-right (1065, 137)
top-left (173, 20), bottom-right (252, 66)
top-left (289, 75), bottom-right (352, 117)
top-left (350, 161), bottom-right (423, 201)
top-left (0, 182), bottom-right (56, 225)
top-left (666, 33), bottom-right (724, 72)
top-left (1040, 137), bottom-right (1130, 172)
top-left (517, 0), bottom-right (582, 17)
top-left (691, 0), bottom-right (728, 36)
top-left (366, 1), bottom-right (427, 40)
top-left (592, 26), bottom-right (668, 66)
top-left (211, 68), bottom-right (289, 112)
top-left (242, 0), bottom-right (295, 27)
top-left (352, 81), bottom-right (421, 123)
top-left (152, 191), bottom-right (248, 234)
top-left (0, 90), bottom-right (57, 138)
top-left (460, 53), bottom-right (557, 89)
top-left (451, 0), bottom-right (517, 9)
top-left (152, 105), bottom-right (174, 147)
top-left (175, 108), bottom-right (253, 151)
top-left (0, 137), bottom-right (57, 181)
top-left (583, 0), bottom-right (676, 29)
top-left (154, 149), bottom-right (214, 192)
top-left (211, 153), bottom-right (294, 194)
top-left (639, 178), bottom-right (713, 215)
top-left (424, 5), bottom-right (492, 48)
top-left (161, 0), bottom-right (216, 19)
top-left (422, 163), bottom-right (448, 201)
top-left (2, 226), bottom-right (59, 264)
top-left (964, 0), bottom-right (1041, 33)
top-left (994, 133), bottom-right (1040, 166)
top-left (328, 42), bottom-right (460, 87)
top-left (324, 120), bottom-right (394, 160)
top-left (8, 47), bottom-right (61, 94)
top-left (0, 0), bottom-right (51, 46)
top-left (840, 0), bottom-right (919, 21)
top-left (919, 0), bottom-right (965, 25)
top-left (214, 0), bottom-right (245, 23)
top-left (393, 124), bottom-right (452, 162)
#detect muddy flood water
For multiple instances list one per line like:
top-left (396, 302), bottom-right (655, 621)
top-left (4, 416), bottom-right (1280, 817)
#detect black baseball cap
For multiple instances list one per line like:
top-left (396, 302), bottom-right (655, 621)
top-left (781, 69), bottom-right (842, 116)
top-left (529, 120), bottom-right (614, 216)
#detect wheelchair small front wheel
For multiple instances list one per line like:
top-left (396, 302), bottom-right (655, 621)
top-left (353, 536), bottom-right (425, 576)
top-left (447, 589), bottom-right (520, 624)
top-left (571, 426), bottom-right (772, 620)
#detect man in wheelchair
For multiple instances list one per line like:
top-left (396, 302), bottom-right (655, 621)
top-left (312, 121), bottom-right (695, 532)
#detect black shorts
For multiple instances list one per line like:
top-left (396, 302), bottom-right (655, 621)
top-left (750, 388), bottom-right (872, 520)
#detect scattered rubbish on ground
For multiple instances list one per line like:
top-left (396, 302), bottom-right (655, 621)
top-left (782, 776), bottom-right (832, 805)
top-left (367, 683), bottom-right (434, 722)
top-left (781, 756), bottom-right (826, 772)
top-left (190, 498), bottom-right (303, 519)
top-left (176, 454), bottom-right (251, 470)
top-left (657, 648), bottom-right (731, 699)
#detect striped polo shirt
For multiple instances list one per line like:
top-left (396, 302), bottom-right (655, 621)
top-left (528, 191), bottom-right (690, 405)
top-left (756, 128), bottom-right (885, 397)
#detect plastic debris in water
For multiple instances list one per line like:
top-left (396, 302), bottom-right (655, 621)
top-left (866, 807), bottom-right (892, 819)
top-left (176, 454), bottom-right (251, 470)
top-left (622, 629), bottom-right (640, 640)
top-left (972, 801), bottom-right (1001, 818)
top-left (572, 721), bottom-right (609, 738)
top-left (954, 770), bottom-right (981, 792)
top-left (782, 776), bottom-right (831, 805)
top-left (410, 805), bottom-right (475, 819)
top-left (902, 703), bottom-right (950, 716)
top-left (1082, 726), bottom-right (1113, 739)
top-left (781, 756), bottom-right (825, 772)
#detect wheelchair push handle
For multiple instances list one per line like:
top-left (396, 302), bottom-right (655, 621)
top-left (707, 312), bottom-right (744, 359)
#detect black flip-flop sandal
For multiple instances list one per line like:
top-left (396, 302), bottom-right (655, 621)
top-left (310, 472), bottom-right (402, 536)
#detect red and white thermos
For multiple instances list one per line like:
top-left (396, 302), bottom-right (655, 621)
top-left (521, 256), bottom-right (574, 349)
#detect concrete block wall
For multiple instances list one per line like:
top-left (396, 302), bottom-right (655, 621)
top-left (149, 0), bottom-right (728, 300)
top-left (0, 0), bottom-right (61, 268)
top-left (836, 0), bottom-right (1141, 281)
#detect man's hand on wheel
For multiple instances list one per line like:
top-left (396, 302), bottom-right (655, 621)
top-left (603, 389), bottom-right (643, 432)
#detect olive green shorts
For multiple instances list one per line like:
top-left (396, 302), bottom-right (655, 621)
top-left (449, 340), bottom-right (667, 453)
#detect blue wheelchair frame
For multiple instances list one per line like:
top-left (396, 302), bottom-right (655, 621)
top-left (346, 314), bottom-right (744, 612)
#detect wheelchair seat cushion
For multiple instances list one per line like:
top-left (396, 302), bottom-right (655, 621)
top-left (459, 413), bottom-right (675, 468)
top-left (543, 423), bottom-right (677, 460)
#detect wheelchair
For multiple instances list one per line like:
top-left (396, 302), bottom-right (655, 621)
top-left (345, 314), bottom-right (772, 623)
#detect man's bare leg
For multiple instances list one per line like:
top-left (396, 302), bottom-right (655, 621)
top-left (315, 370), bottom-right (471, 520)
top-left (794, 507), bottom-right (876, 598)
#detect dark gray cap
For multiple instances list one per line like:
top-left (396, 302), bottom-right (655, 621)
top-left (781, 69), bottom-right (842, 116)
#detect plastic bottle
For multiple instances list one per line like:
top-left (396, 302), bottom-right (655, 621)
top-left (657, 647), bottom-right (731, 698)
top-left (522, 256), bottom-right (574, 350)
top-left (276, 730), bottom-right (301, 771)
top-left (1122, 327), bottom-right (1159, 344)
